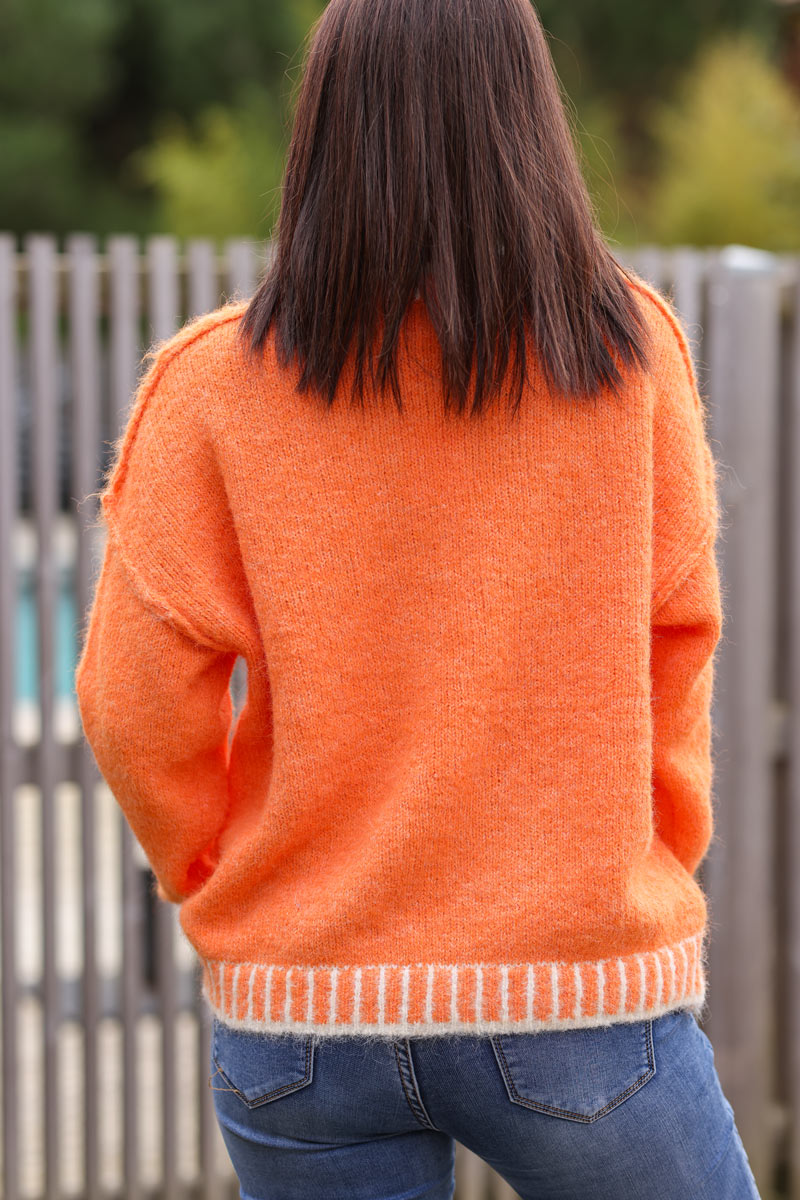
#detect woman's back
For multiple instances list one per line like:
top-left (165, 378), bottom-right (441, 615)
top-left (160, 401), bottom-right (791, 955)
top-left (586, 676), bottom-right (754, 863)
top-left (77, 270), bottom-right (720, 1038)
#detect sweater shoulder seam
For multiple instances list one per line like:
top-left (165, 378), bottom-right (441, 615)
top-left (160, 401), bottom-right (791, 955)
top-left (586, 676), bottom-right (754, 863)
top-left (652, 519), bottom-right (717, 620)
top-left (103, 510), bottom-right (236, 655)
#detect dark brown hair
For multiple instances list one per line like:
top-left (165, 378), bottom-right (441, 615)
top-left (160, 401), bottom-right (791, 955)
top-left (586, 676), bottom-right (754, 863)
top-left (238, 0), bottom-right (653, 418)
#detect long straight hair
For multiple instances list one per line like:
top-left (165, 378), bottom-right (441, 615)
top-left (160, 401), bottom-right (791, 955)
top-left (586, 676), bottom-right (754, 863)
top-left (238, 0), bottom-right (654, 419)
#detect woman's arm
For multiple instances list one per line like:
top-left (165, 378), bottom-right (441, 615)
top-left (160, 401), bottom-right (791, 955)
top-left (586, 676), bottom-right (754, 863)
top-left (74, 313), bottom-right (259, 902)
top-left (646, 291), bottom-right (725, 875)
top-left (650, 526), bottom-right (723, 875)
top-left (75, 533), bottom-right (239, 903)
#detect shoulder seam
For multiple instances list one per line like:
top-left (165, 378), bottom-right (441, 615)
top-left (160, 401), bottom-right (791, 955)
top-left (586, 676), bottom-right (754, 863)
top-left (100, 300), bottom-right (248, 505)
top-left (652, 518), bottom-right (718, 620)
top-left (103, 501), bottom-right (237, 654)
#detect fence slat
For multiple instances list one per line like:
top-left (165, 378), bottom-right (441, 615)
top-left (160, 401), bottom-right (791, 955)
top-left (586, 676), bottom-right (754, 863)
top-left (705, 252), bottom-right (782, 1191)
top-left (454, 1143), bottom-right (495, 1200)
top-left (631, 244), bottom-right (668, 290)
top-left (187, 240), bottom-right (219, 320)
top-left (148, 235), bottom-right (180, 347)
top-left (26, 232), bottom-right (61, 1200)
top-left (67, 231), bottom-right (102, 1200)
top-left (224, 239), bottom-right (257, 303)
top-left (0, 233), bottom-right (21, 1200)
top-left (108, 233), bottom-right (144, 1200)
top-left (669, 245), bottom-right (712, 394)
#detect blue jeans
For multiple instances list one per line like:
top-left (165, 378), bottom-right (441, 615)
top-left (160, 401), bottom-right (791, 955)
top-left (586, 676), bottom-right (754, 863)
top-left (209, 1007), bottom-right (761, 1199)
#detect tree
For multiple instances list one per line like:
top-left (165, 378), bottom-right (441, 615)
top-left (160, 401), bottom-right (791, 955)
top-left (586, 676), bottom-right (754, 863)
top-left (645, 31), bottom-right (800, 250)
top-left (130, 82), bottom-right (287, 241)
top-left (0, 0), bottom-right (121, 233)
top-left (0, 0), bottom-right (324, 235)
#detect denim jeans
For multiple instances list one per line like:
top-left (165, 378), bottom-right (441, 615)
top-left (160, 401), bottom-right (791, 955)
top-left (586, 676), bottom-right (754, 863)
top-left (209, 1006), bottom-right (761, 1199)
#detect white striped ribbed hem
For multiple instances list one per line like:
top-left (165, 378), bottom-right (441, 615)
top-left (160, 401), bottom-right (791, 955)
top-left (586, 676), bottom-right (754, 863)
top-left (197, 929), bottom-right (707, 1038)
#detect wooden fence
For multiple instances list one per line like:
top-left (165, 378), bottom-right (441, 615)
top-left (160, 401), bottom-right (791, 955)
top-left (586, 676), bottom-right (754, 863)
top-left (0, 232), bottom-right (799, 1200)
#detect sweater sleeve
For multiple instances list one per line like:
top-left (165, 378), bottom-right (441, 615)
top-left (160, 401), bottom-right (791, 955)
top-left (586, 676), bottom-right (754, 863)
top-left (650, 301), bottom-right (722, 614)
top-left (75, 536), bottom-right (238, 903)
top-left (74, 319), bottom-right (263, 903)
top-left (650, 528), bottom-right (723, 875)
top-left (95, 319), bottom-right (260, 657)
top-left (648, 302), bottom-right (724, 875)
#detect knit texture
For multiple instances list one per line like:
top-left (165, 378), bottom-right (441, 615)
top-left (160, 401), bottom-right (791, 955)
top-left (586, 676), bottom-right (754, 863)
top-left (75, 273), bottom-right (724, 1038)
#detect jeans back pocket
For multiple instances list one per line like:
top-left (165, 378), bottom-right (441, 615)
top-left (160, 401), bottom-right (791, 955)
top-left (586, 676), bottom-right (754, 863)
top-left (211, 1020), bottom-right (315, 1109)
top-left (490, 1018), bottom-right (655, 1123)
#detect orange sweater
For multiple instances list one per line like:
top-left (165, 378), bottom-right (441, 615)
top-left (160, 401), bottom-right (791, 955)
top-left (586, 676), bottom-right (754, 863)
top-left (75, 275), bottom-right (723, 1038)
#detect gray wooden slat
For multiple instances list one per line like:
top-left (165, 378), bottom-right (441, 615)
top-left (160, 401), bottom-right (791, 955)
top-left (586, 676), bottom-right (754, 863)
top-left (612, 244), bottom-right (635, 274)
top-left (224, 239), bottom-right (257, 302)
top-left (667, 246), bottom-right (710, 408)
top-left (26, 231), bottom-right (61, 1200)
top-left (670, 247), bottom-right (708, 320)
top-left (786, 253), bottom-right (800, 1200)
top-left (148, 235), bottom-right (180, 345)
top-left (0, 233), bottom-right (21, 1200)
top-left (490, 1174), bottom-right (521, 1199)
top-left (146, 233), bottom-right (181, 1200)
top-left (631, 244), bottom-right (668, 290)
top-left (186, 240), bottom-right (219, 319)
top-left (454, 1143), bottom-right (494, 1200)
top-left (669, 246), bottom-right (709, 378)
top-left (66, 232), bottom-right (102, 1200)
top-left (704, 252), bottom-right (781, 1191)
top-left (107, 233), bottom-right (143, 1200)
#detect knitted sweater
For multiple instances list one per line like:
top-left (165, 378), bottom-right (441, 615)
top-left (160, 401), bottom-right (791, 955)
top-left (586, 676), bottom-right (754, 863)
top-left (75, 274), bottom-right (723, 1039)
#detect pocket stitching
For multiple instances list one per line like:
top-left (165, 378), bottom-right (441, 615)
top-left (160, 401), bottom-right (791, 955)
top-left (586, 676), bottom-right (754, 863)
top-left (490, 1020), bottom-right (656, 1123)
top-left (211, 1028), bottom-right (315, 1109)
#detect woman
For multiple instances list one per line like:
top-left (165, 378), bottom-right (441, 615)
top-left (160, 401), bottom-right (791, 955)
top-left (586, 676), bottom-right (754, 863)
top-left (75, 0), bottom-right (761, 1196)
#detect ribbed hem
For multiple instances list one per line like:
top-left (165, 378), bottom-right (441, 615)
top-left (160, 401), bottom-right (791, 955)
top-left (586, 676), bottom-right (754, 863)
top-left (197, 929), bottom-right (707, 1038)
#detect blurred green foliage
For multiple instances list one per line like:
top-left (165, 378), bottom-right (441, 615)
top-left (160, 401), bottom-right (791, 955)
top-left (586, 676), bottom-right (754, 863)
top-left (130, 82), bottom-right (287, 240)
top-left (0, 0), bottom-right (121, 232)
top-left (536, 0), bottom-right (773, 119)
top-left (1, 0), bottom-right (797, 249)
top-left (572, 96), bottom-right (642, 246)
top-left (0, 0), bottom-right (321, 237)
top-left (644, 31), bottom-right (800, 250)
